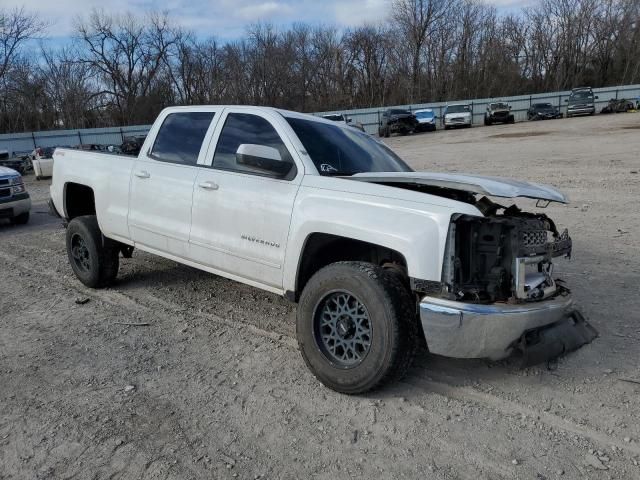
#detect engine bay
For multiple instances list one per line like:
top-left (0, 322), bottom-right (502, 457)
top-left (441, 196), bottom-right (572, 304)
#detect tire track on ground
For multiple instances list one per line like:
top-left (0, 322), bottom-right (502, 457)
top-left (3, 246), bottom-right (639, 463)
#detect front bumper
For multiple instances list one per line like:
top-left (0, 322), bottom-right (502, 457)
top-left (444, 117), bottom-right (472, 126)
top-left (567, 106), bottom-right (595, 116)
top-left (415, 122), bottom-right (436, 132)
top-left (0, 193), bottom-right (31, 219)
top-left (419, 294), bottom-right (594, 360)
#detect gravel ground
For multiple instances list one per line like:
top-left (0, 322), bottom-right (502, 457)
top-left (1, 113), bottom-right (639, 479)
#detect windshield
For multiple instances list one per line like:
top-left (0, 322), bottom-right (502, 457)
top-left (534, 103), bottom-right (554, 109)
top-left (490, 103), bottom-right (509, 110)
top-left (447, 105), bottom-right (470, 113)
top-left (322, 114), bottom-right (344, 122)
top-left (570, 91), bottom-right (593, 100)
top-left (286, 116), bottom-right (412, 176)
top-left (389, 109), bottom-right (411, 116)
top-left (415, 110), bottom-right (434, 119)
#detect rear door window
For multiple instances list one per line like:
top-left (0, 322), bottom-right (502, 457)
top-left (150, 112), bottom-right (215, 165)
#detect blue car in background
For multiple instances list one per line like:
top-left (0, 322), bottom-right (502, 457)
top-left (413, 108), bottom-right (437, 132)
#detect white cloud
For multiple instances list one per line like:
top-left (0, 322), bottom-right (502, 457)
top-left (236, 2), bottom-right (293, 21)
top-left (333, 0), bottom-right (390, 27)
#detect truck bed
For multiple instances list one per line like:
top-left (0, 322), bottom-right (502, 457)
top-left (50, 149), bottom-right (136, 243)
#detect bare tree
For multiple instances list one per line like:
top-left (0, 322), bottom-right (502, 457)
top-left (0, 7), bottom-right (46, 80)
top-left (392, 0), bottom-right (450, 102)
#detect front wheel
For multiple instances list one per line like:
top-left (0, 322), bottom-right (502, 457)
top-left (11, 212), bottom-right (29, 225)
top-left (296, 262), bottom-right (417, 394)
top-left (66, 215), bottom-right (120, 288)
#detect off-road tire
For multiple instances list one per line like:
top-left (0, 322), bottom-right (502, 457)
top-left (66, 215), bottom-right (119, 288)
top-left (484, 117), bottom-right (491, 126)
top-left (296, 261), bottom-right (418, 394)
top-left (384, 127), bottom-right (390, 138)
top-left (11, 212), bottom-right (29, 225)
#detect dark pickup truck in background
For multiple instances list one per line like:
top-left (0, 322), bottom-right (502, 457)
top-left (378, 109), bottom-right (419, 137)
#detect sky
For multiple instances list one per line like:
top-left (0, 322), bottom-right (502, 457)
top-left (12, 0), bottom-right (531, 44)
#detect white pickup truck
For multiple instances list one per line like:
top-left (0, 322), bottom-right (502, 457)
top-left (49, 106), bottom-right (597, 393)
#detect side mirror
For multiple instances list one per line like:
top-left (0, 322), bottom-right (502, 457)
top-left (236, 144), bottom-right (291, 177)
top-left (346, 117), bottom-right (352, 123)
top-left (509, 106), bottom-right (512, 110)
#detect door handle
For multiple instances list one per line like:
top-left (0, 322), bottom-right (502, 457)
top-left (198, 181), bottom-right (219, 190)
top-left (135, 170), bottom-right (150, 179)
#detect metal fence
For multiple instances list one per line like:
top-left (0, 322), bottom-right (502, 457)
top-left (316, 83), bottom-right (640, 135)
top-left (0, 125), bottom-right (151, 157)
top-left (1, 84), bottom-right (639, 154)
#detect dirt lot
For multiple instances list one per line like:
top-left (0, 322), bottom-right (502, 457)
top-left (1, 113), bottom-right (639, 480)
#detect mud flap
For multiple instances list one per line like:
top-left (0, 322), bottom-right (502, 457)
top-left (517, 310), bottom-right (598, 367)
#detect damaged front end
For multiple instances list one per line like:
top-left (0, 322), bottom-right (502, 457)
top-left (420, 196), bottom-right (597, 365)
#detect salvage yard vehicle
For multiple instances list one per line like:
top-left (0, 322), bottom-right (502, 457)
top-left (321, 113), bottom-right (366, 132)
top-left (49, 105), bottom-right (597, 394)
top-left (31, 147), bottom-right (55, 180)
top-left (0, 149), bottom-right (30, 174)
top-left (600, 98), bottom-right (635, 114)
top-left (378, 109), bottom-right (419, 137)
top-left (565, 87), bottom-right (598, 117)
top-left (442, 104), bottom-right (472, 129)
top-left (527, 103), bottom-right (563, 120)
top-left (484, 102), bottom-right (514, 125)
top-left (413, 109), bottom-right (437, 132)
top-left (0, 166), bottom-right (31, 224)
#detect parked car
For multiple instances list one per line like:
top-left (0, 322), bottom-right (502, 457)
top-left (50, 105), bottom-right (596, 393)
top-left (600, 98), bottom-right (635, 114)
top-left (0, 166), bottom-right (31, 224)
top-left (484, 102), bottom-right (514, 125)
top-left (322, 113), bottom-right (366, 132)
top-left (31, 147), bottom-right (55, 180)
top-left (442, 104), bottom-right (472, 129)
top-left (378, 109), bottom-right (419, 137)
top-left (413, 109), bottom-right (437, 132)
top-left (527, 103), bottom-right (563, 120)
top-left (0, 149), bottom-right (30, 174)
top-left (565, 87), bottom-right (598, 117)
top-left (120, 135), bottom-right (147, 156)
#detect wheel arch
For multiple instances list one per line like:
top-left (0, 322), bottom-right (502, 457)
top-left (63, 182), bottom-right (96, 220)
top-left (287, 232), bottom-right (409, 302)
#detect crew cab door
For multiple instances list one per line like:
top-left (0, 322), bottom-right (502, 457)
top-left (128, 108), bottom-right (220, 257)
top-left (189, 108), bottom-right (303, 290)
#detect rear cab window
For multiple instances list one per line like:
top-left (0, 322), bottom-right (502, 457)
top-left (150, 112), bottom-right (215, 165)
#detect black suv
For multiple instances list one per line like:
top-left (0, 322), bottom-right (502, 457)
top-left (378, 109), bottom-right (419, 137)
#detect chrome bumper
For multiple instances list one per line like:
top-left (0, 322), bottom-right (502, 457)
top-left (567, 106), bottom-right (594, 115)
top-left (0, 195), bottom-right (31, 218)
top-left (419, 294), bottom-right (576, 360)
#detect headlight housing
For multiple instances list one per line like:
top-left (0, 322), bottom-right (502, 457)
top-left (9, 175), bottom-right (26, 194)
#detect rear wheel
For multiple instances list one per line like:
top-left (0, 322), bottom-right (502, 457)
top-left (66, 215), bottom-right (119, 288)
top-left (384, 127), bottom-right (390, 138)
top-left (296, 261), bottom-right (417, 394)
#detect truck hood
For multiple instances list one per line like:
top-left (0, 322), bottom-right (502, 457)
top-left (346, 172), bottom-right (568, 203)
top-left (0, 166), bottom-right (20, 177)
